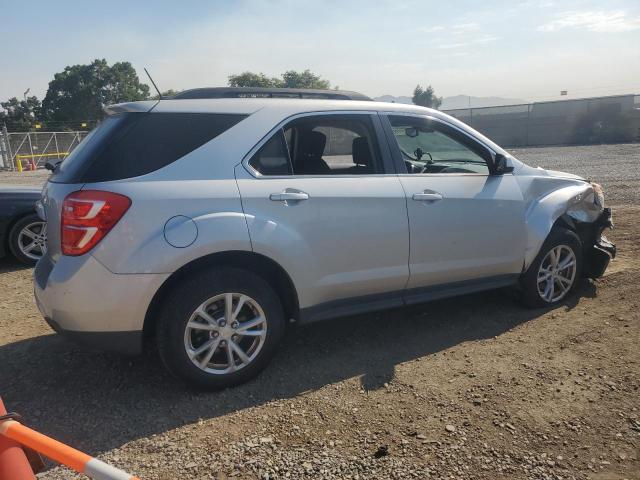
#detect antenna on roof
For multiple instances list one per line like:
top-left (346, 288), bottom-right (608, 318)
top-left (144, 68), bottom-right (163, 100)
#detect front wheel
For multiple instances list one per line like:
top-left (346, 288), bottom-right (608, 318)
top-left (157, 267), bottom-right (285, 389)
top-left (520, 228), bottom-right (583, 308)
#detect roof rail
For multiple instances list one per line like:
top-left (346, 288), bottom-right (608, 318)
top-left (171, 87), bottom-right (372, 101)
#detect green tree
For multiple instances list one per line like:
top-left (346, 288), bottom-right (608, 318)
top-left (412, 84), bottom-right (442, 109)
top-left (0, 96), bottom-right (42, 131)
top-left (280, 70), bottom-right (330, 89)
top-left (228, 72), bottom-right (282, 88)
top-left (42, 59), bottom-right (149, 122)
top-left (228, 69), bottom-right (331, 89)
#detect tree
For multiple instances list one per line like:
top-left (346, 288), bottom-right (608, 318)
top-left (228, 72), bottom-right (281, 88)
top-left (280, 70), bottom-right (330, 89)
top-left (0, 96), bottom-right (42, 130)
top-left (412, 84), bottom-right (442, 109)
top-left (42, 59), bottom-right (149, 122)
top-left (228, 69), bottom-right (331, 89)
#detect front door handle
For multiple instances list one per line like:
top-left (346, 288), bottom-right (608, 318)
top-left (412, 192), bottom-right (443, 202)
top-left (270, 191), bottom-right (309, 202)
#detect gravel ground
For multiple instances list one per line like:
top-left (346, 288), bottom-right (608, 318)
top-left (511, 143), bottom-right (640, 206)
top-left (0, 144), bottom-right (639, 480)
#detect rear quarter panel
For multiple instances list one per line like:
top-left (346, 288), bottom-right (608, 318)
top-left (90, 179), bottom-right (251, 274)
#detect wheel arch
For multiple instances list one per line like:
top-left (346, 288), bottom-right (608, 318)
top-left (143, 250), bottom-right (300, 338)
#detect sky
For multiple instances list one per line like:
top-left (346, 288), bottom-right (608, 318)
top-left (1, 0), bottom-right (639, 103)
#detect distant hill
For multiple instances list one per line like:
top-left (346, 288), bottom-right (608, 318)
top-left (374, 94), bottom-right (527, 110)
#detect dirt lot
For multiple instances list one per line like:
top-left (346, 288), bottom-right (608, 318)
top-left (0, 144), bottom-right (639, 479)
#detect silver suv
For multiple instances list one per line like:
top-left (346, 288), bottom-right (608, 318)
top-left (35, 88), bottom-right (615, 389)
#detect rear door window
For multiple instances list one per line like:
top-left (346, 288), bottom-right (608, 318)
top-left (50, 112), bottom-right (247, 183)
top-left (247, 114), bottom-right (383, 176)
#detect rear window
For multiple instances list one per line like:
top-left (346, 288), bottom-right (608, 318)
top-left (50, 112), bottom-right (247, 183)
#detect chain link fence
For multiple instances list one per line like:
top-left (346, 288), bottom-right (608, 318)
top-left (0, 129), bottom-right (89, 171)
top-left (443, 94), bottom-right (640, 147)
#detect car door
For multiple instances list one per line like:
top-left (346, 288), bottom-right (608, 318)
top-left (381, 113), bottom-right (525, 295)
top-left (235, 112), bottom-right (410, 317)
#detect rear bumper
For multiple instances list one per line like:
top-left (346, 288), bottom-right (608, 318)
top-left (34, 254), bottom-right (169, 355)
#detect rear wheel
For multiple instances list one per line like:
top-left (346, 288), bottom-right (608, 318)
top-left (520, 228), bottom-right (582, 308)
top-left (9, 213), bottom-right (47, 264)
top-left (157, 267), bottom-right (285, 389)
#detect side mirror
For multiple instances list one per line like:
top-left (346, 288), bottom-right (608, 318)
top-left (493, 153), bottom-right (514, 175)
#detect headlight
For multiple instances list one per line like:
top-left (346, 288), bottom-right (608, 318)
top-left (591, 182), bottom-right (605, 208)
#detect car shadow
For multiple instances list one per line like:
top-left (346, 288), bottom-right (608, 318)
top-left (0, 257), bottom-right (33, 274)
top-left (0, 280), bottom-right (596, 460)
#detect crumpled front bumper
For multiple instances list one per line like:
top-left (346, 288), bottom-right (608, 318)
top-left (583, 207), bottom-right (616, 278)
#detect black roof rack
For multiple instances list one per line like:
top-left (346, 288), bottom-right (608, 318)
top-left (171, 87), bottom-right (372, 101)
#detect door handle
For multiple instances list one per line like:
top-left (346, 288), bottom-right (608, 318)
top-left (269, 191), bottom-right (309, 202)
top-left (412, 192), bottom-right (443, 202)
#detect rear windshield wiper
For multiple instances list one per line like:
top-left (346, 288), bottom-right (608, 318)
top-left (44, 160), bottom-right (62, 172)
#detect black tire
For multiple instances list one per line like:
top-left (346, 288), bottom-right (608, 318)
top-left (157, 267), bottom-right (285, 390)
top-left (520, 228), bottom-right (583, 308)
top-left (8, 213), bottom-right (46, 265)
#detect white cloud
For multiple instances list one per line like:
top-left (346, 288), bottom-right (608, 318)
top-left (538, 10), bottom-right (640, 33)
top-left (434, 34), bottom-right (499, 50)
top-left (451, 22), bottom-right (480, 32)
top-left (418, 25), bottom-right (445, 33)
top-left (519, 0), bottom-right (555, 8)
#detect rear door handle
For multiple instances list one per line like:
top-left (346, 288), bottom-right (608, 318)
top-left (412, 192), bottom-right (443, 202)
top-left (269, 191), bottom-right (309, 202)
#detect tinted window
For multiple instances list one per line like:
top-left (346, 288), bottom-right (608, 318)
top-left (388, 115), bottom-right (490, 175)
top-left (50, 112), bottom-right (247, 183)
top-left (248, 130), bottom-right (292, 176)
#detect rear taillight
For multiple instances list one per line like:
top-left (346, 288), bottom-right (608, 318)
top-left (61, 190), bottom-right (131, 256)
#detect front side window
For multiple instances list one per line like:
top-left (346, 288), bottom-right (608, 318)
top-left (248, 114), bottom-right (383, 176)
top-left (388, 115), bottom-right (490, 174)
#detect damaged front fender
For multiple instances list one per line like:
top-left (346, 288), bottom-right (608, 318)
top-left (521, 179), bottom-right (614, 275)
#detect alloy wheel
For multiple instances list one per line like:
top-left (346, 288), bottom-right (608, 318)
top-left (183, 293), bottom-right (267, 374)
top-left (537, 245), bottom-right (577, 303)
top-left (18, 221), bottom-right (47, 261)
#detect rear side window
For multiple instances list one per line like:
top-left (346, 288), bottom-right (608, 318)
top-left (248, 129), bottom-right (292, 176)
top-left (51, 112), bottom-right (247, 183)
